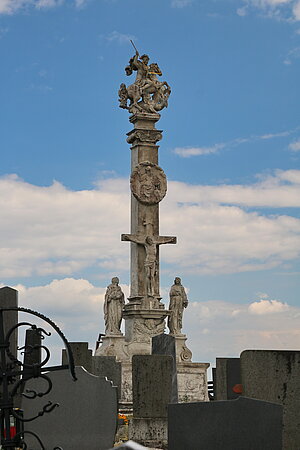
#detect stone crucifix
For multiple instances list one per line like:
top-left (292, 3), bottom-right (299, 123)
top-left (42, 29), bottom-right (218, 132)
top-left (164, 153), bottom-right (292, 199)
top-left (121, 233), bottom-right (176, 297)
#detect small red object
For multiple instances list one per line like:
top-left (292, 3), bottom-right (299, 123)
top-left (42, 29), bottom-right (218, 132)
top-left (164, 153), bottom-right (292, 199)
top-left (232, 384), bottom-right (243, 394)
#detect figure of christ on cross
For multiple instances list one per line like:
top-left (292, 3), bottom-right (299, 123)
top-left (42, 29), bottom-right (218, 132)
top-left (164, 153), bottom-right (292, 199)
top-left (121, 233), bottom-right (177, 297)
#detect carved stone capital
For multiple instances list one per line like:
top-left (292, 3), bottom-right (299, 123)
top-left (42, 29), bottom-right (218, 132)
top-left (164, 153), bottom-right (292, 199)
top-left (127, 128), bottom-right (163, 145)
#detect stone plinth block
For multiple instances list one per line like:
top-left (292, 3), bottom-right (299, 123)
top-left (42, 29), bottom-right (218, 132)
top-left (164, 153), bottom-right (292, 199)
top-left (22, 328), bottom-right (42, 381)
top-left (241, 350), bottom-right (300, 450)
top-left (132, 355), bottom-right (173, 418)
top-left (129, 418), bottom-right (167, 449)
top-left (177, 362), bottom-right (210, 402)
top-left (152, 334), bottom-right (178, 403)
top-left (168, 397), bottom-right (283, 450)
top-left (62, 341), bottom-right (93, 372)
top-left (173, 334), bottom-right (192, 363)
top-left (0, 286), bottom-right (18, 358)
top-left (95, 334), bottom-right (129, 362)
top-left (215, 357), bottom-right (241, 400)
top-left (123, 305), bottom-right (167, 351)
top-left (22, 366), bottom-right (118, 450)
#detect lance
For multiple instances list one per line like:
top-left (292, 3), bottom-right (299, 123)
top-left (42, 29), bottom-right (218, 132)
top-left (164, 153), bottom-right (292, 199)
top-left (130, 39), bottom-right (139, 55)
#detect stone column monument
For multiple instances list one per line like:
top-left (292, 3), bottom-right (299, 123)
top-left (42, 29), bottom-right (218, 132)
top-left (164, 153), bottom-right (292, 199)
top-left (96, 48), bottom-right (209, 406)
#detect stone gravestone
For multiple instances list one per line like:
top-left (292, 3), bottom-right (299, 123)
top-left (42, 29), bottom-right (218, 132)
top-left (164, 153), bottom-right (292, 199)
top-left (22, 366), bottom-right (118, 450)
top-left (168, 396), bottom-right (283, 450)
top-left (62, 341), bottom-right (93, 373)
top-left (129, 355), bottom-right (173, 448)
top-left (22, 328), bottom-right (41, 382)
top-left (241, 350), bottom-right (300, 450)
top-left (215, 357), bottom-right (241, 400)
top-left (0, 286), bottom-right (18, 358)
top-left (152, 333), bottom-right (178, 403)
top-left (62, 344), bottom-right (122, 399)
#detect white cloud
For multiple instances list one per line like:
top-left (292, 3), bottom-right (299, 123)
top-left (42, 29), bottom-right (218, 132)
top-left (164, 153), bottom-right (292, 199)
top-left (238, 0), bottom-right (300, 21)
top-left (36, 0), bottom-right (63, 9)
top-left (0, 0), bottom-right (84, 14)
top-left (174, 127), bottom-right (299, 158)
top-left (184, 297), bottom-right (300, 365)
top-left (289, 139), bottom-right (300, 151)
top-left (248, 298), bottom-right (289, 314)
top-left (105, 31), bottom-right (136, 45)
top-left (0, 170), bottom-right (299, 279)
top-left (284, 46), bottom-right (300, 64)
top-left (293, 0), bottom-right (300, 19)
top-left (74, 0), bottom-right (88, 8)
top-left (171, 0), bottom-right (192, 8)
top-left (174, 143), bottom-right (225, 157)
top-left (237, 6), bottom-right (248, 15)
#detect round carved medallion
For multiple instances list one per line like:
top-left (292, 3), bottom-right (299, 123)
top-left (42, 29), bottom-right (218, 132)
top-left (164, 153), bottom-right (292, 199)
top-left (130, 161), bottom-right (167, 205)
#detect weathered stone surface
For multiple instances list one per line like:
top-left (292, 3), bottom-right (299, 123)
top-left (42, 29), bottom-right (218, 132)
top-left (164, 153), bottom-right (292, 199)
top-left (168, 397), bottom-right (283, 450)
top-left (129, 418), bottom-right (167, 449)
top-left (62, 341), bottom-right (93, 372)
top-left (215, 357), bottom-right (241, 400)
top-left (92, 355), bottom-right (122, 399)
top-left (132, 355), bottom-right (173, 418)
top-left (241, 349), bottom-right (300, 450)
top-left (177, 362), bottom-right (210, 402)
top-left (22, 328), bottom-right (42, 382)
top-left (22, 366), bottom-right (118, 450)
top-left (0, 286), bottom-right (18, 358)
top-left (119, 52), bottom-right (171, 114)
top-left (152, 334), bottom-right (178, 403)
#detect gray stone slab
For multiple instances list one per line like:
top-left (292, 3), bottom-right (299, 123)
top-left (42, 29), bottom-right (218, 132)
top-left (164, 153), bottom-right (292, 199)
top-left (215, 357), bottom-right (241, 400)
top-left (132, 354), bottom-right (173, 418)
top-left (62, 341), bottom-right (93, 372)
top-left (0, 286), bottom-right (18, 358)
top-left (152, 334), bottom-right (178, 403)
top-left (21, 366), bottom-right (118, 450)
top-left (241, 349), bottom-right (300, 450)
top-left (92, 355), bottom-right (122, 399)
top-left (168, 396), bottom-right (283, 450)
top-left (22, 328), bottom-right (42, 381)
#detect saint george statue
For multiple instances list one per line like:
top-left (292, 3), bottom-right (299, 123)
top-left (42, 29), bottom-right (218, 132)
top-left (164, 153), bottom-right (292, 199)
top-left (168, 277), bottom-right (188, 335)
top-left (104, 277), bottom-right (125, 335)
top-left (118, 46), bottom-right (171, 115)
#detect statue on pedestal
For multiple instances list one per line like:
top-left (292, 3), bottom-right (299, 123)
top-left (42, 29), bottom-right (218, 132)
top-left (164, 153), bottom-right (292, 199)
top-left (104, 277), bottom-right (125, 335)
top-left (168, 277), bottom-right (188, 335)
top-left (118, 42), bottom-right (171, 115)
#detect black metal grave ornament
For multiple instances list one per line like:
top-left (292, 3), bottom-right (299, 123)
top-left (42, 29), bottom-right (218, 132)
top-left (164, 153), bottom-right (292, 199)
top-left (0, 307), bottom-right (76, 450)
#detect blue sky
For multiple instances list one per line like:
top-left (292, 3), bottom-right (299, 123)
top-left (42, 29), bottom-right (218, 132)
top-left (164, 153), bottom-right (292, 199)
top-left (0, 0), bottom-right (300, 367)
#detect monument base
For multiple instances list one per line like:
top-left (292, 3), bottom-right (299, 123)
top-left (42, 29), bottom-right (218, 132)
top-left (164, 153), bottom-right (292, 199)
top-left (177, 362), bottom-right (210, 402)
top-left (129, 418), bottom-right (168, 449)
top-left (95, 334), bottom-right (129, 362)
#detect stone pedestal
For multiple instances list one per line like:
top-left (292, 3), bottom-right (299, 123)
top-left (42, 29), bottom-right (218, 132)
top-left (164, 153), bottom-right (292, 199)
top-left (172, 334), bottom-right (193, 363)
top-left (129, 418), bottom-right (167, 449)
top-left (95, 334), bottom-right (129, 362)
top-left (177, 362), bottom-right (210, 402)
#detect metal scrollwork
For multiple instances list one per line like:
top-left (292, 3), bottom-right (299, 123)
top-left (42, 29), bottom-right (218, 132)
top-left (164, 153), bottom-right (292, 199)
top-left (0, 306), bottom-right (76, 450)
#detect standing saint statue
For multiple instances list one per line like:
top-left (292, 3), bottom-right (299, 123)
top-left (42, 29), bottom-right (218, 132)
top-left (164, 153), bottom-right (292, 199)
top-left (168, 277), bottom-right (188, 335)
top-left (104, 277), bottom-right (125, 335)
